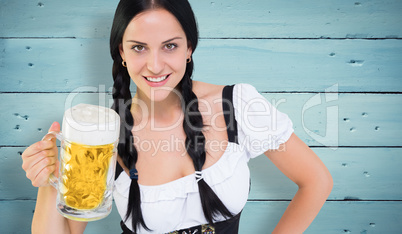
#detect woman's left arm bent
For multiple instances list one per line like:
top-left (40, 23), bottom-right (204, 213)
top-left (265, 133), bottom-right (333, 233)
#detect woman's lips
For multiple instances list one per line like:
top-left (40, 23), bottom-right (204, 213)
top-left (143, 74), bottom-right (170, 87)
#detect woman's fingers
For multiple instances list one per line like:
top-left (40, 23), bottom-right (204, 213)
top-left (22, 139), bottom-right (53, 158)
top-left (47, 121), bottom-right (60, 133)
top-left (21, 122), bottom-right (61, 187)
top-left (21, 123), bottom-right (60, 187)
top-left (22, 139), bottom-right (55, 170)
top-left (32, 163), bottom-right (57, 187)
top-left (27, 149), bottom-right (57, 176)
top-left (25, 149), bottom-right (58, 187)
top-left (22, 121), bottom-right (60, 162)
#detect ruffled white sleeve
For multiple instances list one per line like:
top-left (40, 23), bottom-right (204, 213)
top-left (233, 83), bottom-right (294, 159)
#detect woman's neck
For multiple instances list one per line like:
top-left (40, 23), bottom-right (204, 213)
top-left (132, 87), bottom-right (183, 128)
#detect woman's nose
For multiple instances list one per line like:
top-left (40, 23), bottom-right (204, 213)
top-left (147, 52), bottom-right (164, 74)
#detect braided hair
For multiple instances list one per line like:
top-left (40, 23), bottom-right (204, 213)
top-left (110, 0), bottom-right (232, 232)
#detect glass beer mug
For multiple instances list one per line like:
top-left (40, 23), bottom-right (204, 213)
top-left (44, 104), bottom-right (120, 221)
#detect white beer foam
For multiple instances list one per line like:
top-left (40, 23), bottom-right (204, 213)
top-left (63, 104), bottom-right (120, 145)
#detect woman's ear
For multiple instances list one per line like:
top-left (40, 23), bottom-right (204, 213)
top-left (119, 43), bottom-right (125, 61)
top-left (187, 43), bottom-right (193, 60)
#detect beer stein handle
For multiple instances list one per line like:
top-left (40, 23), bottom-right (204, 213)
top-left (42, 131), bottom-right (63, 189)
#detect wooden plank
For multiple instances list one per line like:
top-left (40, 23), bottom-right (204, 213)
top-left (1, 200), bottom-right (401, 233)
top-left (0, 148), bottom-right (34, 200)
top-left (0, 200), bottom-right (122, 234)
top-left (277, 93), bottom-right (402, 147)
top-left (1, 39), bottom-right (402, 93)
top-left (0, 93), bottom-right (98, 146)
top-left (2, 147), bottom-right (402, 200)
top-left (1, 93), bottom-right (401, 147)
top-left (1, 1), bottom-right (400, 234)
top-left (196, 39), bottom-right (402, 92)
top-left (249, 148), bottom-right (402, 200)
top-left (0, 39), bottom-right (113, 93)
top-left (192, 0), bottom-right (402, 39)
top-left (0, 0), bottom-right (117, 39)
top-left (240, 201), bottom-right (402, 233)
top-left (0, 200), bottom-right (35, 234)
top-left (1, 0), bottom-right (401, 38)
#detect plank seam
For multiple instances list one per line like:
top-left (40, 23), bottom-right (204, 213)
top-left (261, 92), bottom-right (402, 94)
top-left (1, 199), bottom-right (401, 202)
top-left (247, 199), bottom-right (402, 202)
top-left (0, 199), bottom-right (36, 201)
top-left (0, 92), bottom-right (112, 94)
top-left (2, 145), bottom-right (401, 148)
top-left (0, 37), bottom-right (76, 39)
top-left (1, 92), bottom-right (402, 94)
top-left (1, 37), bottom-right (401, 40)
top-left (309, 146), bottom-right (402, 148)
top-left (201, 37), bottom-right (402, 40)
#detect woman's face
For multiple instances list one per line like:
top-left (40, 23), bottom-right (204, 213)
top-left (119, 9), bottom-right (192, 102)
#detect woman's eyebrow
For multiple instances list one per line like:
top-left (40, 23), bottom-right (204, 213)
top-left (162, 37), bottom-right (183, 44)
top-left (126, 37), bottom-right (183, 45)
top-left (126, 40), bottom-right (147, 45)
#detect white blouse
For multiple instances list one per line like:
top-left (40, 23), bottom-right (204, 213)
top-left (113, 83), bottom-right (294, 233)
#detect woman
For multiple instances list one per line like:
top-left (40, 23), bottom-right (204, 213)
top-left (21, 0), bottom-right (333, 233)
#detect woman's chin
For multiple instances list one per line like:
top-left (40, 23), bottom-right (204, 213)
top-left (147, 88), bottom-right (181, 103)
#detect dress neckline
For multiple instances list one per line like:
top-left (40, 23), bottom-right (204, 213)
top-left (138, 142), bottom-right (234, 188)
top-left (117, 84), bottom-right (238, 188)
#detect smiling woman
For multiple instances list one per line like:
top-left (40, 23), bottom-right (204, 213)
top-left (119, 9), bottom-right (191, 94)
top-left (109, 2), bottom-right (238, 232)
top-left (20, 0), bottom-right (332, 233)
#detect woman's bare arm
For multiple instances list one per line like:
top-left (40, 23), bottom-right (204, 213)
top-left (265, 133), bottom-right (333, 233)
top-left (22, 122), bottom-right (88, 234)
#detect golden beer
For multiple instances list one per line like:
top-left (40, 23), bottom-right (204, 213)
top-left (60, 141), bottom-right (115, 210)
top-left (48, 103), bottom-right (120, 221)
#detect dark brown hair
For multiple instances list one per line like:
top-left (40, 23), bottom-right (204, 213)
top-left (110, 0), bottom-right (232, 232)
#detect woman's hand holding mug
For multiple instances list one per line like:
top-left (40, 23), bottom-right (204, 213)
top-left (22, 122), bottom-right (61, 187)
top-left (21, 104), bottom-right (120, 222)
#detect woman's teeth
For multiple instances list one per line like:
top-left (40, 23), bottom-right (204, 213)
top-left (145, 75), bottom-right (168, 82)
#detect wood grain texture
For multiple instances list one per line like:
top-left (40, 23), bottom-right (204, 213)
top-left (2, 147), bottom-right (401, 201)
top-left (0, 200), bottom-right (122, 234)
top-left (1, 200), bottom-right (401, 233)
top-left (1, 0), bottom-right (401, 233)
top-left (1, 0), bottom-right (401, 38)
top-left (1, 39), bottom-right (401, 92)
top-left (248, 148), bottom-right (402, 200)
top-left (1, 93), bottom-right (401, 146)
top-left (240, 201), bottom-right (402, 233)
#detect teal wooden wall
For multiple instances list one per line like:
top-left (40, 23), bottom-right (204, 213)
top-left (1, 0), bottom-right (401, 233)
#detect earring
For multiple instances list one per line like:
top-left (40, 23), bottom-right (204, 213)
top-left (187, 57), bottom-right (191, 63)
top-left (122, 61), bottom-right (127, 67)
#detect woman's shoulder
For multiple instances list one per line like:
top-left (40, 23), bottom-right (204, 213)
top-left (192, 81), bottom-right (256, 111)
top-left (192, 80), bottom-right (226, 101)
top-left (192, 80), bottom-right (229, 119)
top-left (193, 81), bottom-right (260, 104)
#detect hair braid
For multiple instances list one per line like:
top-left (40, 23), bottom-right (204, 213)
top-left (110, 0), bottom-right (233, 230)
top-left (112, 60), bottom-right (150, 232)
top-left (180, 61), bottom-right (233, 224)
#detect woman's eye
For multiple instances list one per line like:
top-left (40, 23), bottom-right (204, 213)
top-left (165, 43), bottom-right (177, 50)
top-left (132, 45), bottom-right (145, 52)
